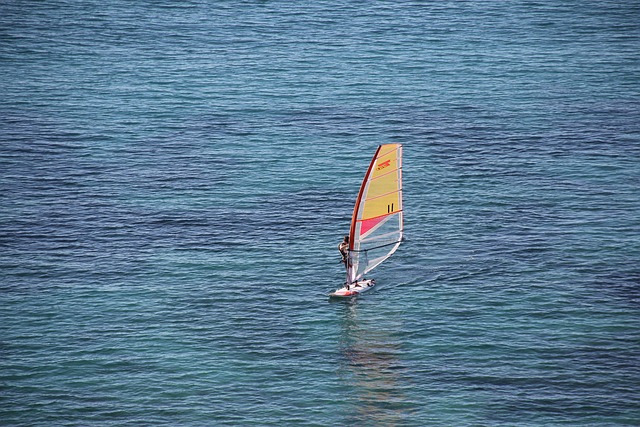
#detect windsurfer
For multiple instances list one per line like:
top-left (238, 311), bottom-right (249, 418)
top-left (338, 235), bottom-right (349, 268)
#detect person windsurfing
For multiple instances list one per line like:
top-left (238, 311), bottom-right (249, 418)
top-left (338, 235), bottom-right (349, 268)
top-left (338, 235), bottom-right (350, 289)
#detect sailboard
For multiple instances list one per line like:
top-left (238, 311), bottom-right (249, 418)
top-left (330, 144), bottom-right (403, 297)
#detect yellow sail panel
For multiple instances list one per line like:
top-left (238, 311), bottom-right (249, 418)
top-left (361, 190), bottom-right (401, 220)
top-left (369, 144), bottom-right (400, 181)
top-left (360, 144), bottom-right (402, 220)
top-left (365, 171), bottom-right (400, 200)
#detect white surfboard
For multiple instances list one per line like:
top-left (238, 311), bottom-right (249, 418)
top-left (329, 279), bottom-right (375, 298)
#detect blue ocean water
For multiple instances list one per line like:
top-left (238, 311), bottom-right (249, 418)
top-left (1, 1), bottom-right (639, 425)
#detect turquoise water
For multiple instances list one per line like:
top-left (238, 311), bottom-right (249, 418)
top-left (2, 1), bottom-right (640, 425)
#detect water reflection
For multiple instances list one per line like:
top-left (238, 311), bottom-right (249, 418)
top-left (336, 299), bottom-right (414, 426)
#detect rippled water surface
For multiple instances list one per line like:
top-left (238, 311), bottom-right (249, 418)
top-left (2, 1), bottom-right (639, 425)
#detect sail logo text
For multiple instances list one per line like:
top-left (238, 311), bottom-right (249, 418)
top-left (376, 160), bottom-right (391, 171)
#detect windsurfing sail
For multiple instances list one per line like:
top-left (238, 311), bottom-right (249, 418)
top-left (347, 144), bottom-right (403, 284)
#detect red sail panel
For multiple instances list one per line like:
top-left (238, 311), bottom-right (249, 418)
top-left (359, 215), bottom-right (386, 237)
